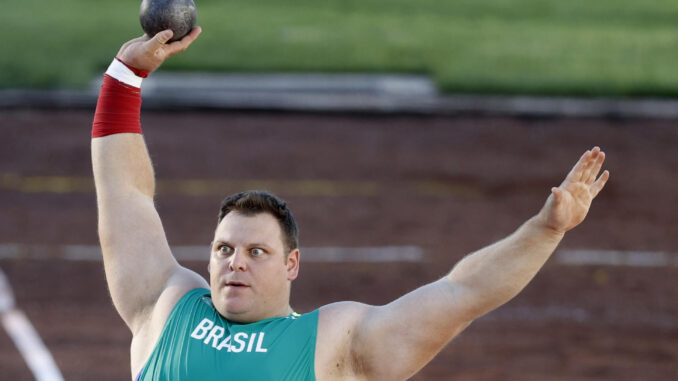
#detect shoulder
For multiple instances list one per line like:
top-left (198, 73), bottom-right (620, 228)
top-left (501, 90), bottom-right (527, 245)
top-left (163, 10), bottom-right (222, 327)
top-left (318, 301), bottom-right (371, 328)
top-left (130, 266), bottom-right (209, 333)
top-left (131, 270), bottom-right (210, 372)
top-left (317, 302), bottom-right (372, 350)
top-left (138, 269), bottom-right (209, 334)
top-left (315, 302), bottom-right (374, 380)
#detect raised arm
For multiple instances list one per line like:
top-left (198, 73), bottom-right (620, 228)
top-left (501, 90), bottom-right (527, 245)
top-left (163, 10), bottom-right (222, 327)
top-left (91, 28), bottom-right (207, 333)
top-left (318, 147), bottom-right (610, 380)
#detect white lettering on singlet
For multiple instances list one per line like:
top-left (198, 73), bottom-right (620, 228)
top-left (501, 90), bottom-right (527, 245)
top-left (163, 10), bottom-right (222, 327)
top-left (216, 335), bottom-right (231, 351)
top-left (189, 318), bottom-right (269, 353)
top-left (247, 333), bottom-right (257, 352)
top-left (190, 318), bottom-right (214, 340)
top-left (204, 325), bottom-right (225, 348)
top-left (256, 332), bottom-right (268, 353)
top-left (231, 332), bottom-right (247, 352)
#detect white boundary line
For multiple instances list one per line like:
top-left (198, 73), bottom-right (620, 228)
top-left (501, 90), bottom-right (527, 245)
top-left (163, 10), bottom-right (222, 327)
top-left (0, 267), bottom-right (64, 381)
top-left (480, 303), bottom-right (677, 328)
top-left (0, 244), bottom-right (424, 263)
top-left (0, 265), bottom-right (15, 312)
top-left (2, 244), bottom-right (677, 267)
top-left (556, 249), bottom-right (678, 267)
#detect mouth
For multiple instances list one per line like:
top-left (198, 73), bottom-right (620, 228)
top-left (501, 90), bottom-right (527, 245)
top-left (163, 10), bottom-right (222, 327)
top-left (225, 281), bottom-right (250, 288)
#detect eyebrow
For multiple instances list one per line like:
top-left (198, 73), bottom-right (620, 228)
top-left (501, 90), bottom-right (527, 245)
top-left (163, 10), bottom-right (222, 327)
top-left (211, 240), bottom-right (273, 249)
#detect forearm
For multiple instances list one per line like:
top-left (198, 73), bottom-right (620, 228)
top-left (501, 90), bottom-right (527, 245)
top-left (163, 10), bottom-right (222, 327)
top-left (91, 60), bottom-right (161, 255)
top-left (346, 217), bottom-right (565, 380)
top-left (92, 135), bottom-right (155, 200)
top-left (446, 215), bottom-right (564, 319)
top-left (91, 59), bottom-right (154, 200)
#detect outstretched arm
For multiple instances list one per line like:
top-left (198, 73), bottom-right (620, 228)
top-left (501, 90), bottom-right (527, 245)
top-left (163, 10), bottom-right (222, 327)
top-left (319, 147), bottom-right (609, 380)
top-left (91, 28), bottom-right (207, 333)
top-left (445, 147), bottom-right (609, 319)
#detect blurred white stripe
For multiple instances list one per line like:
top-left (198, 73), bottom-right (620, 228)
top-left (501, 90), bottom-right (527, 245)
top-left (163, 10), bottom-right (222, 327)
top-left (1, 266), bottom-right (64, 381)
top-left (4, 245), bottom-right (678, 266)
top-left (2, 310), bottom-right (65, 381)
top-left (0, 266), bottom-right (15, 312)
top-left (0, 244), bottom-right (424, 263)
top-left (172, 245), bottom-right (424, 262)
top-left (557, 249), bottom-right (678, 267)
top-left (302, 246), bottom-right (423, 262)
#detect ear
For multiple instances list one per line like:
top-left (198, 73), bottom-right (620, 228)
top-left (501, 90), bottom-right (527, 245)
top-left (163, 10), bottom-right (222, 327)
top-left (285, 249), bottom-right (300, 281)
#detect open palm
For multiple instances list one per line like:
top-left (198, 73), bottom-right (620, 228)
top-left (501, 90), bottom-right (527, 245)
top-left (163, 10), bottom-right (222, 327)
top-left (540, 147), bottom-right (610, 233)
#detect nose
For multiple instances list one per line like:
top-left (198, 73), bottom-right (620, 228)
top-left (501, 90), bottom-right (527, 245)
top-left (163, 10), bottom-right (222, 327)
top-left (228, 249), bottom-right (247, 272)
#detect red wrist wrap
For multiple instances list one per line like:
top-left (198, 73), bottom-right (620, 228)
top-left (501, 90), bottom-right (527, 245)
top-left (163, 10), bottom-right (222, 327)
top-left (91, 74), bottom-right (143, 138)
top-left (115, 57), bottom-right (150, 78)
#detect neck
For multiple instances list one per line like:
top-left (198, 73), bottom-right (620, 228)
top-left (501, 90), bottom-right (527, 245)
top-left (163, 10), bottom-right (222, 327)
top-left (222, 304), bottom-right (295, 324)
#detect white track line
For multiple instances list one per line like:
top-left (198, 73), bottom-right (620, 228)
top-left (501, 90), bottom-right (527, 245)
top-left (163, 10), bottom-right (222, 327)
top-left (556, 249), bottom-right (678, 267)
top-left (173, 246), bottom-right (424, 262)
top-left (0, 267), bottom-right (64, 381)
top-left (0, 244), bottom-right (423, 263)
top-left (0, 266), bottom-right (15, 312)
top-left (2, 244), bottom-right (677, 267)
top-left (481, 303), bottom-right (677, 328)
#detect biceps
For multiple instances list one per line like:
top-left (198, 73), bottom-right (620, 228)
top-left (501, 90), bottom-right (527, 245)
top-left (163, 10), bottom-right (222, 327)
top-left (353, 281), bottom-right (473, 379)
top-left (98, 191), bottom-right (178, 328)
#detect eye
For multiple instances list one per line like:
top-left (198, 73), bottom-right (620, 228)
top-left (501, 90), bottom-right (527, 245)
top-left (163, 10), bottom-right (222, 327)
top-left (250, 248), bottom-right (265, 256)
top-left (217, 245), bottom-right (233, 255)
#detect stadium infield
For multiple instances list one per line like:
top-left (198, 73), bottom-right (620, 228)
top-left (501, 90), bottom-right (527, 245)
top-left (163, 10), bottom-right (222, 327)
top-left (1, 110), bottom-right (677, 380)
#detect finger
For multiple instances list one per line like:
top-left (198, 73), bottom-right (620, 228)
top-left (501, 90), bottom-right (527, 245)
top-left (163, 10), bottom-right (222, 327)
top-left (585, 151), bottom-right (606, 185)
top-left (164, 26), bottom-right (202, 57)
top-left (117, 35), bottom-right (149, 57)
top-left (590, 170), bottom-right (610, 198)
top-left (145, 29), bottom-right (174, 51)
top-left (580, 147), bottom-right (600, 182)
top-left (131, 34), bottom-right (150, 43)
top-left (565, 149), bottom-right (591, 183)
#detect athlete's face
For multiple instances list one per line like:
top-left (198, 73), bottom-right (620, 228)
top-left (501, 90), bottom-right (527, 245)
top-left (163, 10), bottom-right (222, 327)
top-left (209, 212), bottom-right (299, 323)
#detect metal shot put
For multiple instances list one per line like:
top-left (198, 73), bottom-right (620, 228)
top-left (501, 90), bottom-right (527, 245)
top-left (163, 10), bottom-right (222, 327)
top-left (91, 27), bottom-right (610, 381)
top-left (140, 0), bottom-right (197, 42)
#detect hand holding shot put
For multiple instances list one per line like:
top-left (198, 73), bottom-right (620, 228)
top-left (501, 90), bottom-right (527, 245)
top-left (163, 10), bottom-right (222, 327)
top-left (116, 27), bottom-right (201, 74)
top-left (91, 23), bottom-right (610, 381)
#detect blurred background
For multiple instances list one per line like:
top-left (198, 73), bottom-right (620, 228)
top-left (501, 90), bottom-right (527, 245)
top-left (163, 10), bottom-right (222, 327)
top-left (3, 0), bottom-right (678, 96)
top-left (1, 1), bottom-right (677, 380)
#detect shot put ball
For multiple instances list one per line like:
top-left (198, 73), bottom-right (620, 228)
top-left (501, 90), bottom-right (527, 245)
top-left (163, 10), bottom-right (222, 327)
top-left (140, 0), bottom-right (197, 42)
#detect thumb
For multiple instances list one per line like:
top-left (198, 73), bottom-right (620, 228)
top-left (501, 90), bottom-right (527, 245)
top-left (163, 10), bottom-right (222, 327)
top-left (148, 29), bottom-right (173, 48)
top-left (551, 187), bottom-right (563, 204)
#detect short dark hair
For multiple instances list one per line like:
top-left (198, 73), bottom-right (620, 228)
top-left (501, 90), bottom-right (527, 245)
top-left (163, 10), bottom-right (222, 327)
top-left (217, 190), bottom-right (299, 253)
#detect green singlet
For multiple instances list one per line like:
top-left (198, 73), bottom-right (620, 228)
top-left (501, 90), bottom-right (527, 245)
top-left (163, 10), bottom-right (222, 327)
top-left (137, 288), bottom-right (318, 381)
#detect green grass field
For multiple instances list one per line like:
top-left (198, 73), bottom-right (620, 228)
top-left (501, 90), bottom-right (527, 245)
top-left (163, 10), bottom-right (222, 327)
top-left (2, 0), bottom-right (678, 96)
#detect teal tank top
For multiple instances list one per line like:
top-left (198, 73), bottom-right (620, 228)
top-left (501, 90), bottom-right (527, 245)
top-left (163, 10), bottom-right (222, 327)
top-left (137, 288), bottom-right (318, 381)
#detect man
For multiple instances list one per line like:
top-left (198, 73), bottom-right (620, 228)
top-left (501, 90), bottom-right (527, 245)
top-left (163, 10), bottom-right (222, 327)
top-left (91, 28), bottom-right (610, 381)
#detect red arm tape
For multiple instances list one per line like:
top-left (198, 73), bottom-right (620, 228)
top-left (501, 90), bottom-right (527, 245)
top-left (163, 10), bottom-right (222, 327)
top-left (115, 58), bottom-right (150, 78)
top-left (91, 74), bottom-right (143, 138)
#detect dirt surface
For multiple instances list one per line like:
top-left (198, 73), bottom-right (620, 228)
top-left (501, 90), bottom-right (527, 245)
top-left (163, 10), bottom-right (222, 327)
top-left (1, 109), bottom-right (677, 380)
